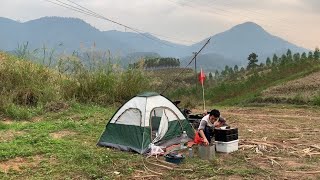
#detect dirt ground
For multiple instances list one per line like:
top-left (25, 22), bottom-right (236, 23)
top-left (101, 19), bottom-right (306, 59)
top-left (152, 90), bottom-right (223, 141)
top-left (0, 155), bottom-right (56, 173)
top-left (220, 106), bottom-right (320, 179)
top-left (49, 130), bottom-right (76, 139)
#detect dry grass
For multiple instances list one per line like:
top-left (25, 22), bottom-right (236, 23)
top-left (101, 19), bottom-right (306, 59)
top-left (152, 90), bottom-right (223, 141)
top-left (220, 106), bottom-right (320, 179)
top-left (0, 130), bottom-right (25, 143)
top-left (262, 71), bottom-right (320, 101)
top-left (0, 155), bottom-right (56, 173)
top-left (49, 130), bottom-right (77, 139)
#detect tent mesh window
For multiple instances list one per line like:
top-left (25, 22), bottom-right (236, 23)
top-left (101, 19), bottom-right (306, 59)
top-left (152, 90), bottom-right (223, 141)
top-left (114, 108), bottom-right (142, 126)
top-left (150, 107), bottom-right (181, 143)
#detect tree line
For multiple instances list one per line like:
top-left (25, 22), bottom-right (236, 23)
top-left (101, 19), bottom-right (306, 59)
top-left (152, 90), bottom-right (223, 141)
top-left (209, 47), bottom-right (320, 81)
top-left (128, 57), bottom-right (180, 69)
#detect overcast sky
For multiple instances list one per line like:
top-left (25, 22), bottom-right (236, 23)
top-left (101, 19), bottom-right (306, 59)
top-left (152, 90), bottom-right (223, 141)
top-left (1, 0), bottom-right (319, 49)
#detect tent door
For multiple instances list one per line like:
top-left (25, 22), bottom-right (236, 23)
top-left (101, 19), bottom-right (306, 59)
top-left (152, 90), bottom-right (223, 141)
top-left (152, 109), bottom-right (169, 143)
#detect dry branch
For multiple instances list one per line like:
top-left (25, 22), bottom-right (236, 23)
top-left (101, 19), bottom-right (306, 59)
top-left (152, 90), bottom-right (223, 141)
top-left (310, 145), bottom-right (320, 151)
top-left (134, 175), bottom-right (159, 178)
top-left (285, 171), bottom-right (320, 174)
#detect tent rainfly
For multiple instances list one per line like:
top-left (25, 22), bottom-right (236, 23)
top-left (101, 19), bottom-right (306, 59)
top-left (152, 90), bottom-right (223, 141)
top-left (97, 92), bottom-right (195, 154)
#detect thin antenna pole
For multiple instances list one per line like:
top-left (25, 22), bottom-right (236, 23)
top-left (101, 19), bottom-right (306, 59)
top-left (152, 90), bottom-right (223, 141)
top-left (161, 38), bottom-right (211, 94)
top-left (193, 52), bottom-right (197, 89)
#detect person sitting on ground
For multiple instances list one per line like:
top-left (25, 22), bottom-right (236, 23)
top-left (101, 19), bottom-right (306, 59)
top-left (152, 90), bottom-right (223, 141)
top-left (198, 109), bottom-right (227, 145)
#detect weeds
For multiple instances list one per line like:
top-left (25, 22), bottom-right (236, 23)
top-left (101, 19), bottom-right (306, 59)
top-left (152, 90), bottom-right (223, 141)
top-left (0, 51), bottom-right (150, 119)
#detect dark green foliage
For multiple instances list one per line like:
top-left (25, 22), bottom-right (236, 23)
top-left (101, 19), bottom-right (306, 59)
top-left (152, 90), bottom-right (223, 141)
top-left (272, 54), bottom-right (279, 66)
top-left (308, 51), bottom-right (314, 60)
top-left (234, 65), bottom-right (239, 72)
top-left (293, 53), bottom-right (301, 62)
top-left (314, 47), bottom-right (320, 60)
top-left (266, 57), bottom-right (271, 67)
top-left (209, 72), bottom-right (213, 80)
top-left (129, 57), bottom-right (180, 69)
top-left (247, 53), bottom-right (258, 70)
top-left (301, 52), bottom-right (307, 61)
top-left (286, 49), bottom-right (292, 62)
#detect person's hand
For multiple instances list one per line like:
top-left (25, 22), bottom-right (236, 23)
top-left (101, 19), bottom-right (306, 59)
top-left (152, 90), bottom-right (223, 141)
top-left (203, 138), bottom-right (209, 146)
top-left (214, 120), bottom-right (221, 127)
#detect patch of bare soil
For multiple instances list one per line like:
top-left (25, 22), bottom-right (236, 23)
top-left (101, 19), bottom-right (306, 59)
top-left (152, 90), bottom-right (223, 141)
top-left (31, 116), bottom-right (43, 122)
top-left (50, 130), bottom-right (76, 139)
top-left (1, 119), bottom-right (13, 125)
top-left (0, 130), bottom-right (25, 142)
top-left (221, 106), bottom-right (320, 179)
top-left (1, 116), bottom-right (31, 124)
top-left (0, 155), bottom-right (56, 173)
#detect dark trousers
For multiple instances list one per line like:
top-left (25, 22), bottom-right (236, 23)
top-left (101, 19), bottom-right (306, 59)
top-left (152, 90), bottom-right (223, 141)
top-left (204, 126), bottom-right (214, 143)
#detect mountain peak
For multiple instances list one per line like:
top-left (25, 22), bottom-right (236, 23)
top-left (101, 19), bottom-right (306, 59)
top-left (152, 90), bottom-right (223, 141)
top-left (0, 17), bottom-right (20, 24)
top-left (26, 16), bottom-right (86, 24)
top-left (229, 21), bottom-right (265, 33)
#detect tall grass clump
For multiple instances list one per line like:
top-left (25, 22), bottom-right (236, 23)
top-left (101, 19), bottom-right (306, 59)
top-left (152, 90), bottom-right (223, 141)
top-left (312, 93), bottom-right (320, 106)
top-left (58, 55), bottom-right (150, 105)
top-left (0, 51), bottom-right (150, 119)
top-left (0, 52), bottom-right (61, 119)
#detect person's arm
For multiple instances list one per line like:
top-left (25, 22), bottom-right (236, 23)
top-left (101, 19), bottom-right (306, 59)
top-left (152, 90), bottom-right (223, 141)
top-left (198, 120), bottom-right (209, 145)
top-left (214, 117), bottom-right (227, 127)
top-left (198, 129), bottom-right (209, 145)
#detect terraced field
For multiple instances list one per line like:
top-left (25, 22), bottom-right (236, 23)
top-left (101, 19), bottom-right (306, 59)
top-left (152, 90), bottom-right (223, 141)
top-left (261, 71), bottom-right (320, 103)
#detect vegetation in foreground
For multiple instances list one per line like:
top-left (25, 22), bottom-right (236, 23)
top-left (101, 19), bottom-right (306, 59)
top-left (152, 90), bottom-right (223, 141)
top-left (1, 103), bottom-right (319, 179)
top-left (1, 48), bottom-right (320, 179)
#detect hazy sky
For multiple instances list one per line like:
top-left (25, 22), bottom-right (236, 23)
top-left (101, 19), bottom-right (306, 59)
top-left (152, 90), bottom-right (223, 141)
top-left (1, 0), bottom-right (319, 49)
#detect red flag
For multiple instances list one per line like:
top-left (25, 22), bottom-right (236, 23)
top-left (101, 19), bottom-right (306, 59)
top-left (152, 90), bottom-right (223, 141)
top-left (198, 68), bottom-right (206, 85)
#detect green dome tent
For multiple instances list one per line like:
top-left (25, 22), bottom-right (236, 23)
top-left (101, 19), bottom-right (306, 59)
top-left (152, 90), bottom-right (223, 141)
top-left (97, 92), bottom-right (195, 154)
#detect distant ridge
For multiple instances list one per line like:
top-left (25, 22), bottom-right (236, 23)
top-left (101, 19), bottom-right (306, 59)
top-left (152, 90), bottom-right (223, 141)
top-left (0, 17), bottom-right (308, 69)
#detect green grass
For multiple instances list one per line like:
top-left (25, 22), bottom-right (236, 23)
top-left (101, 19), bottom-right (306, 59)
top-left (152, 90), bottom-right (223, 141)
top-left (0, 103), bottom-right (271, 179)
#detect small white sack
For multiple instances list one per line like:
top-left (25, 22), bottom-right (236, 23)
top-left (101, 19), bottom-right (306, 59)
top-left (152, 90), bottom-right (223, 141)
top-left (149, 143), bottom-right (164, 156)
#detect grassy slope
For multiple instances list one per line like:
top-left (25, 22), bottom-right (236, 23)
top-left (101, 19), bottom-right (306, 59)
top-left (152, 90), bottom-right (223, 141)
top-left (204, 61), bottom-right (320, 106)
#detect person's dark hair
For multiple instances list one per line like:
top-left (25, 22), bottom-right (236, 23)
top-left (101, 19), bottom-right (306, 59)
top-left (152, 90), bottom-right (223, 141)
top-left (209, 109), bottom-right (220, 118)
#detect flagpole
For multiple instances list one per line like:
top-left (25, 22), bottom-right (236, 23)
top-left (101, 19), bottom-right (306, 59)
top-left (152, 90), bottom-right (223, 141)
top-left (202, 81), bottom-right (205, 112)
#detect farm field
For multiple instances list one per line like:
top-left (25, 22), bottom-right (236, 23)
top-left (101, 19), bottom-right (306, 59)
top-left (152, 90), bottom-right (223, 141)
top-left (1, 104), bottom-right (319, 179)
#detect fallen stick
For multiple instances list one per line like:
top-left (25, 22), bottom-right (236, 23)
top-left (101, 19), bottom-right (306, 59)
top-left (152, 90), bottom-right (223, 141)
top-left (134, 175), bottom-right (159, 178)
top-left (135, 170), bottom-right (145, 173)
top-left (146, 161), bottom-right (174, 170)
top-left (155, 158), bottom-right (179, 168)
top-left (144, 166), bottom-right (162, 176)
top-left (285, 171), bottom-right (320, 174)
top-left (244, 140), bottom-right (276, 148)
top-left (239, 145), bottom-right (256, 149)
top-left (143, 158), bottom-right (163, 176)
top-left (146, 161), bottom-right (193, 172)
top-left (311, 145), bottom-right (320, 151)
top-left (251, 140), bottom-right (289, 149)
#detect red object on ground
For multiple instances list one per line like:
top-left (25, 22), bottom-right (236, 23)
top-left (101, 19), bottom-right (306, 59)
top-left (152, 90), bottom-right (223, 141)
top-left (194, 131), bottom-right (204, 144)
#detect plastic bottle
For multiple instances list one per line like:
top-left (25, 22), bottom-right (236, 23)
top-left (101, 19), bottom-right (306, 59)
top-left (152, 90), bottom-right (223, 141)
top-left (180, 131), bottom-right (188, 149)
top-left (188, 148), bottom-right (193, 157)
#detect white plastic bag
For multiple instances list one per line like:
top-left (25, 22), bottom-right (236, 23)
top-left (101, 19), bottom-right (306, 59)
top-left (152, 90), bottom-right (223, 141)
top-left (149, 143), bottom-right (164, 156)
